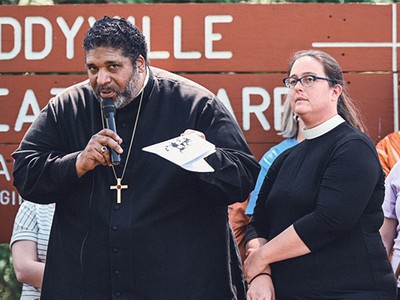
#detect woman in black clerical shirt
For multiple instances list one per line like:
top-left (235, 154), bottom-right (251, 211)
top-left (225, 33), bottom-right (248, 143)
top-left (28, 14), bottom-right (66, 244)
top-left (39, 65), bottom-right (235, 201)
top-left (244, 49), bottom-right (397, 300)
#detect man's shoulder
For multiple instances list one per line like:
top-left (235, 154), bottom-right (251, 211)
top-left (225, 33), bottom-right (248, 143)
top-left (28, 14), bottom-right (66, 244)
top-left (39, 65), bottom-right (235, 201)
top-left (56, 79), bottom-right (92, 98)
top-left (151, 67), bottom-right (213, 96)
top-left (50, 79), bottom-right (94, 106)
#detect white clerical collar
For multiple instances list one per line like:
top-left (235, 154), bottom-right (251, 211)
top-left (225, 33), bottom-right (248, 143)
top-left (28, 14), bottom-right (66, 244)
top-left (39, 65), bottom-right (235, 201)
top-left (303, 115), bottom-right (345, 140)
top-left (137, 66), bottom-right (149, 95)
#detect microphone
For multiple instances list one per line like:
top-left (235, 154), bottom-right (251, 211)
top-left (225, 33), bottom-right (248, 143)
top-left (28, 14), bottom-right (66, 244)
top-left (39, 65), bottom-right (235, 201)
top-left (101, 98), bottom-right (120, 166)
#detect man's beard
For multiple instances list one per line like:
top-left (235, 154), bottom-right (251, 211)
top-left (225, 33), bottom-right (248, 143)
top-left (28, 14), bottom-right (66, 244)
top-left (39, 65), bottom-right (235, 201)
top-left (97, 72), bottom-right (141, 109)
top-left (114, 73), bottom-right (141, 109)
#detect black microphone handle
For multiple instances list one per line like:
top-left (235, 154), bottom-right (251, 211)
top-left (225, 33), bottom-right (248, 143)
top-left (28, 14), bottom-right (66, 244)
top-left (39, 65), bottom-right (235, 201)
top-left (105, 112), bottom-right (121, 166)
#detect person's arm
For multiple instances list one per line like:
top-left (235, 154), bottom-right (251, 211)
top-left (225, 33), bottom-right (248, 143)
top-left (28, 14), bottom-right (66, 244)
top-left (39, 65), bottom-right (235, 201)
top-left (380, 217), bottom-right (398, 257)
top-left (11, 240), bottom-right (45, 288)
top-left (76, 128), bottom-right (123, 177)
top-left (380, 160), bottom-right (400, 257)
top-left (181, 98), bottom-right (260, 206)
top-left (244, 226), bottom-right (310, 283)
top-left (292, 139), bottom-right (383, 251)
top-left (245, 238), bottom-right (275, 300)
top-left (246, 154), bottom-right (272, 216)
top-left (244, 158), bottom-right (282, 267)
top-left (12, 100), bottom-right (81, 203)
top-left (244, 167), bottom-right (277, 299)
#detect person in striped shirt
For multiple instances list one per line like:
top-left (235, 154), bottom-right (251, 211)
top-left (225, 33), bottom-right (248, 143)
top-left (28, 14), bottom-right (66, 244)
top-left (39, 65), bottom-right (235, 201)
top-left (10, 201), bottom-right (55, 300)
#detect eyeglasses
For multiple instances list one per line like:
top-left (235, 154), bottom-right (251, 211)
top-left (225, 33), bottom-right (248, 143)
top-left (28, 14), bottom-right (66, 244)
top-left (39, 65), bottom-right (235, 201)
top-left (283, 75), bottom-right (336, 89)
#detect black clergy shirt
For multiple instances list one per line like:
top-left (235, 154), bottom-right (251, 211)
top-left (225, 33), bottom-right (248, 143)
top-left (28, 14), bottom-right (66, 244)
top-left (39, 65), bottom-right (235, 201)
top-left (246, 122), bottom-right (396, 299)
top-left (12, 67), bottom-right (260, 300)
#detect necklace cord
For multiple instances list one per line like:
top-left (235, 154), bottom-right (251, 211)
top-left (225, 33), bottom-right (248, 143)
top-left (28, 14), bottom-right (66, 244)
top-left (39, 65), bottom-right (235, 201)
top-left (100, 90), bottom-right (144, 181)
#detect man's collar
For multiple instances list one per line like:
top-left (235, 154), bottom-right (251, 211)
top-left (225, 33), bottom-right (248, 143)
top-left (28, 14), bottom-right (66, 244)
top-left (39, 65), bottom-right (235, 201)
top-left (137, 66), bottom-right (150, 95)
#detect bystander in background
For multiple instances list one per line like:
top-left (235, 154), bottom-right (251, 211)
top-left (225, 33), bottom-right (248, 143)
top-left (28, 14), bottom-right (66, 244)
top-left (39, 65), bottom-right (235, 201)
top-left (376, 131), bottom-right (400, 176)
top-left (10, 201), bottom-right (55, 300)
top-left (381, 159), bottom-right (400, 300)
top-left (245, 97), bottom-right (304, 216)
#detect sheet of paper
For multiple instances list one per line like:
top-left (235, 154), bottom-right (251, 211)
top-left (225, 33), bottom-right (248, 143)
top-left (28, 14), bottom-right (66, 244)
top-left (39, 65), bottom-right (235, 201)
top-left (142, 134), bottom-right (216, 172)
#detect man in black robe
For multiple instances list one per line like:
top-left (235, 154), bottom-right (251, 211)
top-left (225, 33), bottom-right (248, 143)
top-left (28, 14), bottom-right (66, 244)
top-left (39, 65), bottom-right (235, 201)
top-left (12, 16), bottom-right (260, 300)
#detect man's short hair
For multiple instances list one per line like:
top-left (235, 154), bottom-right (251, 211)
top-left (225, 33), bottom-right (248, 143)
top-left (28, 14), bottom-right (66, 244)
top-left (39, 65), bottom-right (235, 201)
top-left (83, 16), bottom-right (148, 66)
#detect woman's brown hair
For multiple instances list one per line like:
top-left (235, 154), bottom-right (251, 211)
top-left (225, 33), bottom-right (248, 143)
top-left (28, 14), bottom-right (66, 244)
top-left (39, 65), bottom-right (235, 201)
top-left (287, 49), bottom-right (366, 132)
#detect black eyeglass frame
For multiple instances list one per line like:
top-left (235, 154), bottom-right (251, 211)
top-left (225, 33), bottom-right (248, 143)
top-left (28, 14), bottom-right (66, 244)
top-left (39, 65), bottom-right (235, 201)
top-left (282, 75), bottom-right (337, 89)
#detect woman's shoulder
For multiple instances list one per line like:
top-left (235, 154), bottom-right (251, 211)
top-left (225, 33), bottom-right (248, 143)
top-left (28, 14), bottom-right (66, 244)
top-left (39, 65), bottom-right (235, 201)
top-left (330, 123), bottom-right (375, 149)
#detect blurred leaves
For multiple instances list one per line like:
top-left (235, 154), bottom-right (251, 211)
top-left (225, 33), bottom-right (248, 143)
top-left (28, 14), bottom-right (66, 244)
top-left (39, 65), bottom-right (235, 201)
top-left (0, 244), bottom-right (21, 300)
top-left (0, 0), bottom-right (385, 3)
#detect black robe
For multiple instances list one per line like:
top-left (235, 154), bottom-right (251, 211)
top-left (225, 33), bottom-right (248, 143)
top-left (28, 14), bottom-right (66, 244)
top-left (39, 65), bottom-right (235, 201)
top-left (12, 67), bottom-right (260, 300)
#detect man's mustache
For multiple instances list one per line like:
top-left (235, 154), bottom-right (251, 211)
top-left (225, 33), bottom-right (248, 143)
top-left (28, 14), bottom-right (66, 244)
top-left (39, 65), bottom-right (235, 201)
top-left (97, 86), bottom-right (118, 94)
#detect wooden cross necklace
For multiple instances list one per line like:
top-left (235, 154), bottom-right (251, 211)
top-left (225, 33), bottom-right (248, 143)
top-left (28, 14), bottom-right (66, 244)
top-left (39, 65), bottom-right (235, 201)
top-left (101, 90), bottom-right (144, 204)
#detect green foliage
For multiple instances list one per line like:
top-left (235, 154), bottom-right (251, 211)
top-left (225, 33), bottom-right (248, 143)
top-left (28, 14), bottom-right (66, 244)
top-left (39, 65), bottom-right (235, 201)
top-left (56, 0), bottom-right (109, 3)
top-left (55, 0), bottom-right (245, 2)
top-left (0, 0), bottom-right (19, 4)
top-left (0, 0), bottom-right (387, 5)
top-left (277, 0), bottom-right (374, 3)
top-left (109, 0), bottom-right (244, 3)
top-left (0, 244), bottom-right (21, 300)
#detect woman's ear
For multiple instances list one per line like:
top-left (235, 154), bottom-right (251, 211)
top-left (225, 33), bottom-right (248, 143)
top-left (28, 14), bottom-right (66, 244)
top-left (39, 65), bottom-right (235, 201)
top-left (332, 83), bottom-right (343, 101)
